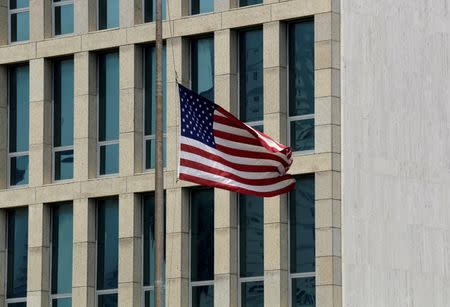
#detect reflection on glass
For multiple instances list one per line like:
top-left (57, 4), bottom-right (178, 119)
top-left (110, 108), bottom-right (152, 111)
top-left (99, 52), bottom-right (119, 142)
top-left (52, 298), bottom-right (72, 307)
top-left (54, 4), bottom-right (74, 35)
top-left (10, 0), bottom-right (29, 9)
top-left (239, 0), bottom-right (261, 7)
top-left (99, 144), bottom-right (119, 175)
top-left (290, 119), bottom-right (314, 152)
top-left (98, 0), bottom-right (119, 29)
top-left (55, 150), bottom-right (74, 180)
top-left (10, 155), bottom-right (29, 186)
top-left (9, 65), bottom-right (29, 153)
top-left (54, 58), bottom-right (74, 148)
top-left (10, 12), bottom-right (29, 42)
top-left (192, 285), bottom-right (213, 307)
top-left (97, 198), bottom-right (119, 291)
top-left (290, 175), bottom-right (315, 274)
top-left (145, 139), bottom-right (167, 169)
top-left (191, 189), bottom-right (214, 282)
top-left (239, 195), bottom-right (264, 278)
top-left (191, 0), bottom-right (213, 15)
top-left (241, 281), bottom-right (264, 307)
top-left (192, 37), bottom-right (214, 101)
top-left (98, 293), bottom-right (118, 307)
top-left (239, 29), bottom-right (263, 123)
top-left (7, 207), bottom-right (28, 299)
top-left (292, 277), bottom-right (315, 307)
top-left (144, 0), bottom-right (166, 22)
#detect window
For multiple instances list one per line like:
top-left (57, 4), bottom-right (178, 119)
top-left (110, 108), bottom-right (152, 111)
top-left (8, 64), bottom-right (29, 187)
top-left (288, 20), bottom-right (315, 153)
top-left (6, 207), bottom-right (28, 306)
top-left (191, 36), bottom-right (214, 101)
top-left (239, 29), bottom-right (263, 132)
top-left (98, 52), bottom-right (119, 176)
top-left (144, 0), bottom-right (166, 22)
top-left (239, 195), bottom-right (264, 307)
top-left (52, 0), bottom-right (74, 36)
top-left (53, 58), bottom-right (74, 181)
top-left (239, 0), bottom-right (261, 8)
top-left (8, 0), bottom-right (29, 43)
top-left (51, 203), bottom-right (73, 306)
top-left (144, 46), bottom-right (167, 170)
top-left (190, 188), bottom-right (214, 307)
top-left (96, 197), bottom-right (119, 307)
top-left (191, 0), bottom-right (213, 15)
top-left (289, 175), bottom-right (315, 307)
top-left (143, 193), bottom-right (166, 307)
top-left (98, 0), bottom-right (119, 29)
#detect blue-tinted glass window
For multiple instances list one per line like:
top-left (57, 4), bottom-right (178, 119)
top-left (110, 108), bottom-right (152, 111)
top-left (239, 0), bottom-right (261, 7)
top-left (97, 198), bottom-right (119, 291)
top-left (98, 0), bottom-right (119, 29)
top-left (241, 281), bottom-right (264, 307)
top-left (190, 189), bottom-right (214, 282)
top-left (9, 65), bottom-right (29, 186)
top-left (239, 29), bottom-right (263, 124)
top-left (191, 0), bottom-right (213, 15)
top-left (53, 1), bottom-right (74, 35)
top-left (289, 20), bottom-right (315, 152)
top-left (9, 0), bottom-right (29, 43)
top-left (144, 46), bottom-right (166, 169)
top-left (292, 277), bottom-right (315, 307)
top-left (54, 58), bottom-right (74, 180)
top-left (98, 52), bottom-right (119, 175)
top-left (52, 298), bottom-right (72, 307)
top-left (51, 203), bottom-right (73, 296)
top-left (290, 175), bottom-right (315, 274)
top-left (191, 37), bottom-right (214, 101)
top-left (98, 293), bottom-right (118, 307)
top-left (10, 0), bottom-right (28, 9)
top-left (192, 285), bottom-right (213, 307)
top-left (144, 0), bottom-right (166, 22)
top-left (7, 207), bottom-right (28, 299)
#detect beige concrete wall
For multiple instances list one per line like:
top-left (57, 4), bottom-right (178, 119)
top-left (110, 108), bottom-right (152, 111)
top-left (0, 0), bottom-right (341, 306)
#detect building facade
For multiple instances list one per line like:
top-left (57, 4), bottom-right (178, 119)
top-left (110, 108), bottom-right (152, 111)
top-left (0, 0), bottom-right (341, 307)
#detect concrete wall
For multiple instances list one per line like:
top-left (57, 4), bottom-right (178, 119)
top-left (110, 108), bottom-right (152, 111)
top-left (341, 1), bottom-right (450, 306)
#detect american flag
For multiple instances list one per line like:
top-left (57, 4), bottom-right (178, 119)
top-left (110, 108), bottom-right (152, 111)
top-left (177, 84), bottom-right (296, 197)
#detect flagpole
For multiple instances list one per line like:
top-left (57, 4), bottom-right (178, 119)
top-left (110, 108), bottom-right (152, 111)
top-left (154, 0), bottom-right (164, 303)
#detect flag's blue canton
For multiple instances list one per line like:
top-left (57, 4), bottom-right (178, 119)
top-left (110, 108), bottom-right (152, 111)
top-left (179, 85), bottom-right (216, 148)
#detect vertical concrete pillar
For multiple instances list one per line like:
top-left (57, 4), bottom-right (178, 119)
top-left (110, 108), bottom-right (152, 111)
top-left (27, 204), bottom-right (51, 307)
top-left (74, 0), bottom-right (97, 34)
top-left (119, 45), bottom-right (144, 176)
top-left (29, 59), bottom-right (52, 187)
top-left (72, 198), bottom-right (96, 307)
top-left (0, 66), bottom-right (7, 189)
top-left (166, 37), bottom-right (189, 172)
top-left (262, 21), bottom-right (289, 307)
top-left (0, 210), bottom-right (7, 307)
top-left (74, 52), bottom-right (97, 181)
top-left (165, 188), bottom-right (189, 307)
top-left (118, 193), bottom-right (143, 306)
top-left (29, 0), bottom-right (52, 41)
top-left (0, 0), bottom-right (7, 45)
top-left (214, 190), bottom-right (238, 307)
top-left (120, 0), bottom-right (142, 27)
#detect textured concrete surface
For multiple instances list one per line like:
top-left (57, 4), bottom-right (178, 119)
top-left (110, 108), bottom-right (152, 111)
top-left (341, 1), bottom-right (450, 306)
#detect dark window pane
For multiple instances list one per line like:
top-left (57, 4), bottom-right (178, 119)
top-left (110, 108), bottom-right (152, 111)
top-left (98, 0), bottom-right (119, 29)
top-left (241, 281), bottom-right (264, 307)
top-left (251, 125), bottom-right (263, 133)
top-left (145, 138), bottom-right (166, 170)
top-left (53, 297), bottom-right (72, 307)
top-left (292, 277), bottom-right (315, 307)
top-left (9, 65), bottom-right (29, 153)
top-left (97, 198), bottom-right (119, 290)
top-left (99, 144), bottom-right (119, 175)
top-left (190, 189), bottom-right (214, 282)
top-left (290, 175), bottom-right (315, 273)
top-left (144, 0), bottom-right (166, 22)
top-left (10, 0), bottom-right (28, 9)
top-left (53, 58), bottom-right (74, 147)
top-left (8, 303), bottom-right (27, 307)
top-left (191, 0), bottom-right (213, 15)
top-left (191, 37), bottom-right (214, 101)
top-left (99, 52), bottom-right (119, 142)
top-left (144, 46), bottom-right (166, 136)
top-left (52, 203), bottom-right (73, 294)
top-left (10, 155), bottom-right (29, 186)
top-left (289, 21), bottom-right (314, 117)
top-left (239, 195), bottom-right (263, 278)
top-left (7, 207), bottom-right (28, 299)
top-left (54, 4), bottom-right (74, 35)
top-left (98, 293), bottom-right (118, 307)
top-left (55, 150), bottom-right (74, 181)
top-left (290, 119), bottom-right (314, 152)
top-left (192, 285), bottom-right (213, 307)
top-left (239, 29), bottom-right (263, 123)
top-left (10, 12), bottom-right (29, 42)
top-left (239, 0), bottom-right (261, 7)
top-left (144, 290), bottom-right (154, 307)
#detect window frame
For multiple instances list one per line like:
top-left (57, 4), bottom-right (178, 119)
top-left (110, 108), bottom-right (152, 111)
top-left (189, 0), bottom-right (214, 16)
top-left (287, 175), bottom-right (316, 307)
top-left (286, 19), bottom-right (315, 155)
top-left (8, 0), bottom-right (30, 44)
top-left (189, 34), bottom-right (215, 102)
top-left (51, 0), bottom-right (74, 37)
